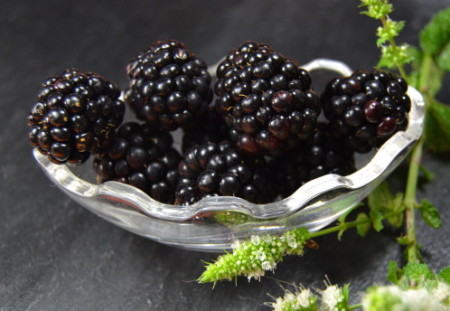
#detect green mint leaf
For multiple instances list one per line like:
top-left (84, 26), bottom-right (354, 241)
top-left (213, 211), bottom-right (251, 226)
top-left (370, 208), bottom-right (384, 232)
top-left (356, 213), bottom-right (371, 237)
top-left (368, 182), bottom-right (393, 210)
top-left (419, 7), bottom-right (450, 56)
top-left (387, 261), bottom-right (400, 284)
top-left (418, 199), bottom-right (441, 229)
top-left (396, 236), bottom-right (409, 246)
top-left (368, 182), bottom-right (404, 227)
top-left (437, 40), bottom-right (450, 71)
top-left (424, 102), bottom-right (450, 152)
top-left (377, 44), bottom-right (414, 68)
top-left (438, 266), bottom-right (450, 285)
top-left (403, 262), bottom-right (435, 285)
top-left (419, 164), bottom-right (436, 182)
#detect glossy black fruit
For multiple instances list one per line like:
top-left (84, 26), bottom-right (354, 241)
top-left (175, 141), bottom-right (275, 205)
top-left (214, 41), bottom-right (321, 156)
top-left (28, 69), bottom-right (124, 164)
top-left (321, 70), bottom-right (411, 153)
top-left (93, 122), bottom-right (181, 204)
top-left (124, 40), bottom-right (212, 131)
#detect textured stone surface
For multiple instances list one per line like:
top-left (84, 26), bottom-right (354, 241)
top-left (1, 1), bottom-right (449, 310)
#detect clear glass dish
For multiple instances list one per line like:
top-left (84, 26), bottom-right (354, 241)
top-left (33, 59), bottom-right (425, 252)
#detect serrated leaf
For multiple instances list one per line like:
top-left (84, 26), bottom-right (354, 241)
top-left (368, 182), bottom-right (404, 227)
top-left (438, 266), bottom-right (450, 285)
top-left (387, 261), bottom-right (400, 284)
top-left (356, 213), bottom-right (371, 237)
top-left (437, 40), bottom-right (450, 71)
top-left (370, 208), bottom-right (384, 232)
top-left (368, 182), bottom-right (392, 211)
top-left (424, 104), bottom-right (450, 152)
top-left (418, 199), bottom-right (441, 229)
top-left (420, 7), bottom-right (450, 56)
top-left (403, 262), bottom-right (435, 284)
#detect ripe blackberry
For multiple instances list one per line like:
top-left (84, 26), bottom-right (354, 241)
top-left (181, 108), bottom-right (230, 153)
top-left (93, 122), bottom-right (181, 204)
top-left (175, 141), bottom-right (275, 205)
top-left (27, 69), bottom-right (125, 165)
top-left (124, 40), bottom-right (213, 131)
top-left (273, 123), bottom-right (356, 198)
top-left (214, 41), bottom-right (321, 156)
top-left (321, 70), bottom-right (411, 153)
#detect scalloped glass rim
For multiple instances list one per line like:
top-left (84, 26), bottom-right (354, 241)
top-left (33, 59), bottom-right (424, 252)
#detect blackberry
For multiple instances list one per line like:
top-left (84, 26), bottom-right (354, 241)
top-left (321, 70), bottom-right (411, 153)
top-left (124, 40), bottom-right (213, 131)
top-left (175, 141), bottom-right (275, 205)
top-left (272, 123), bottom-right (356, 198)
top-left (214, 41), bottom-right (321, 156)
top-left (181, 108), bottom-right (230, 153)
top-left (27, 69), bottom-right (125, 165)
top-left (93, 122), bottom-right (181, 204)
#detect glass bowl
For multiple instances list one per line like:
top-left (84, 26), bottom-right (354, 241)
top-left (33, 59), bottom-right (425, 252)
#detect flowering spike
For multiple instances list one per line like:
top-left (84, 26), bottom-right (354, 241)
top-left (198, 228), bottom-right (310, 284)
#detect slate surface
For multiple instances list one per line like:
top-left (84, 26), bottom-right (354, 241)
top-left (1, 1), bottom-right (449, 310)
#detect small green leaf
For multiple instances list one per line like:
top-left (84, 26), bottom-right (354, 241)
top-left (437, 40), bottom-right (450, 71)
top-left (431, 101), bottom-right (450, 137)
top-left (368, 182), bottom-right (404, 227)
top-left (418, 199), bottom-right (442, 229)
top-left (403, 263), bottom-right (435, 285)
top-left (356, 213), bottom-right (371, 237)
top-left (376, 20), bottom-right (405, 47)
top-left (420, 7), bottom-right (450, 56)
top-left (359, 0), bottom-right (393, 19)
top-left (368, 182), bottom-right (392, 211)
top-left (377, 44), bottom-right (414, 68)
top-left (397, 236), bottom-right (409, 246)
top-left (387, 261), bottom-right (400, 284)
top-left (424, 106), bottom-right (450, 152)
top-left (370, 208), bottom-right (384, 232)
top-left (419, 165), bottom-right (435, 181)
top-left (438, 266), bottom-right (450, 285)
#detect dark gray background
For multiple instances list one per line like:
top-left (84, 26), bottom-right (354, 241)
top-left (1, 1), bottom-right (449, 310)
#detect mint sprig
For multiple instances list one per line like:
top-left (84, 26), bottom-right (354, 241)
top-left (198, 1), bottom-right (450, 309)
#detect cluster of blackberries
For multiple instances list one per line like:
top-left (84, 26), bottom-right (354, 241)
top-left (27, 40), bottom-right (411, 206)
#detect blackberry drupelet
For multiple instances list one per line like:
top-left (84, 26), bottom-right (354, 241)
top-left (28, 69), bottom-right (125, 165)
top-left (175, 141), bottom-right (275, 205)
top-left (273, 123), bottom-right (356, 198)
top-left (93, 122), bottom-right (181, 204)
top-left (214, 41), bottom-right (321, 156)
top-left (321, 70), bottom-right (411, 153)
top-left (124, 40), bottom-right (213, 131)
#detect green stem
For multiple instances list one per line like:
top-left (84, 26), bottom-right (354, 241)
top-left (348, 303), bottom-right (363, 311)
top-left (309, 211), bottom-right (402, 239)
top-left (404, 138), bottom-right (423, 263)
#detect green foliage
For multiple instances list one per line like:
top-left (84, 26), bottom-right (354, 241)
top-left (376, 20), bottom-right (404, 47)
top-left (386, 261), bottom-right (400, 284)
top-left (417, 199), bottom-right (441, 229)
top-left (377, 44), bottom-right (414, 69)
top-left (438, 267), bottom-right (450, 285)
top-left (402, 262), bottom-right (435, 286)
top-left (356, 213), bottom-right (371, 237)
top-left (420, 7), bottom-right (450, 56)
top-left (198, 228), bottom-right (310, 284)
top-left (368, 182), bottom-right (404, 228)
top-left (424, 106), bottom-right (450, 152)
top-left (359, 0), bottom-right (393, 19)
top-left (213, 211), bottom-right (251, 226)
